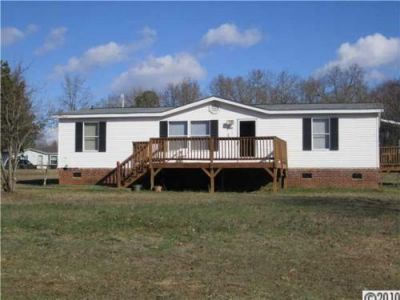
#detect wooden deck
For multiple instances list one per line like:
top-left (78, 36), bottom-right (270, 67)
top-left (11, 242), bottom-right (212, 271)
top-left (381, 146), bottom-right (400, 172)
top-left (102, 136), bottom-right (288, 192)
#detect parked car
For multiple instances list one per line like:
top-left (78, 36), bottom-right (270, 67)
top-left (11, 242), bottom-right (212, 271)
top-left (3, 158), bottom-right (37, 169)
top-left (18, 159), bottom-right (37, 169)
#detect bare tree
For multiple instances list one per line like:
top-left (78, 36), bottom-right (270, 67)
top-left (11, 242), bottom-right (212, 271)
top-left (209, 74), bottom-right (235, 100)
top-left (321, 64), bottom-right (368, 103)
top-left (163, 78), bottom-right (202, 107)
top-left (60, 74), bottom-right (91, 111)
top-left (371, 79), bottom-right (400, 121)
top-left (233, 76), bottom-right (252, 104)
top-left (370, 79), bottom-right (400, 145)
top-left (270, 71), bottom-right (301, 104)
top-left (97, 94), bottom-right (121, 108)
top-left (209, 69), bottom-right (302, 105)
top-left (1, 61), bottom-right (41, 192)
top-left (246, 69), bottom-right (271, 104)
top-left (300, 77), bottom-right (325, 103)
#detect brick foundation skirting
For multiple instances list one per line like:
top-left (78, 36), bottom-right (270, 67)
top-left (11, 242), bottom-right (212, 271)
top-left (59, 167), bottom-right (380, 189)
top-left (58, 168), bottom-right (113, 185)
top-left (286, 168), bottom-right (380, 189)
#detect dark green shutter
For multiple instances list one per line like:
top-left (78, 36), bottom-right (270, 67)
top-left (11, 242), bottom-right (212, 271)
top-left (160, 121), bottom-right (168, 137)
top-left (303, 118), bottom-right (312, 151)
top-left (210, 120), bottom-right (219, 150)
top-left (75, 122), bottom-right (83, 152)
top-left (330, 118), bottom-right (339, 151)
top-left (99, 122), bottom-right (106, 152)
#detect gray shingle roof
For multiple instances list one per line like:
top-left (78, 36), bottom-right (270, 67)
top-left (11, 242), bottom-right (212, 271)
top-left (255, 103), bottom-right (384, 110)
top-left (58, 99), bottom-right (383, 116)
top-left (60, 106), bottom-right (174, 115)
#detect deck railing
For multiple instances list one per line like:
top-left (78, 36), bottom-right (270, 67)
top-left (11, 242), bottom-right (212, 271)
top-left (148, 136), bottom-right (287, 167)
top-left (102, 136), bottom-right (288, 187)
top-left (381, 146), bottom-right (400, 170)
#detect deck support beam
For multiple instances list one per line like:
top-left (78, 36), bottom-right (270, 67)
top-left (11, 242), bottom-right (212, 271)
top-left (150, 168), bottom-right (162, 190)
top-left (265, 167), bottom-right (280, 192)
top-left (116, 161), bottom-right (121, 188)
top-left (201, 168), bottom-right (221, 193)
top-left (272, 168), bottom-right (278, 193)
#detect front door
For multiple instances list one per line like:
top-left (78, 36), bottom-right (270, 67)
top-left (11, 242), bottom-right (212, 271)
top-left (239, 121), bottom-right (256, 157)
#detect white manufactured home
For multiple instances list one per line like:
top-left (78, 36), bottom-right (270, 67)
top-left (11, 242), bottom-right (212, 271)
top-left (56, 96), bottom-right (384, 191)
top-left (22, 148), bottom-right (58, 169)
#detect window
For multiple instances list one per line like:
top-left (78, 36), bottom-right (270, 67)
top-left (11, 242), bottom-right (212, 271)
top-left (50, 155), bottom-right (58, 165)
top-left (312, 118), bottom-right (330, 150)
top-left (169, 121), bottom-right (187, 136)
top-left (84, 123), bottom-right (99, 151)
top-left (37, 155), bottom-right (43, 166)
top-left (302, 173), bottom-right (313, 179)
top-left (190, 121), bottom-right (210, 151)
top-left (191, 121), bottom-right (210, 136)
top-left (169, 121), bottom-right (188, 150)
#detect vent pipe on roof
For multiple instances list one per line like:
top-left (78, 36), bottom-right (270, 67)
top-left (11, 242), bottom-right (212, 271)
top-left (120, 93), bottom-right (125, 108)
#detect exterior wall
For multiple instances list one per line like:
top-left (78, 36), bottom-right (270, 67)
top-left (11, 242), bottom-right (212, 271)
top-left (58, 118), bottom-right (159, 168)
top-left (287, 168), bottom-right (380, 188)
top-left (165, 102), bottom-right (263, 138)
top-left (258, 114), bottom-right (380, 168)
top-left (58, 102), bottom-right (380, 170)
top-left (23, 150), bottom-right (49, 169)
top-left (58, 168), bottom-right (112, 185)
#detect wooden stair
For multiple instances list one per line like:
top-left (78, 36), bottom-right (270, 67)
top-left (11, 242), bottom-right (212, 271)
top-left (101, 142), bottom-right (150, 187)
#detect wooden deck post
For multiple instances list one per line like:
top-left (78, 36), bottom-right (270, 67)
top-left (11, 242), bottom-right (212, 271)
top-left (150, 167), bottom-right (154, 190)
top-left (272, 167), bottom-right (278, 193)
top-left (150, 168), bottom-right (162, 191)
top-left (209, 137), bottom-right (214, 163)
top-left (283, 169), bottom-right (288, 189)
top-left (116, 161), bottom-right (121, 188)
top-left (210, 168), bottom-right (215, 193)
top-left (163, 139), bottom-right (166, 162)
top-left (201, 168), bottom-right (221, 193)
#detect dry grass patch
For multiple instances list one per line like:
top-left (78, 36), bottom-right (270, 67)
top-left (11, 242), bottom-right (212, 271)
top-left (2, 184), bottom-right (400, 299)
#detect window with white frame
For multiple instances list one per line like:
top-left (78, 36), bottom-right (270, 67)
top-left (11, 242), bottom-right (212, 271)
top-left (191, 121), bottom-right (210, 136)
top-left (84, 123), bottom-right (99, 151)
top-left (312, 118), bottom-right (330, 149)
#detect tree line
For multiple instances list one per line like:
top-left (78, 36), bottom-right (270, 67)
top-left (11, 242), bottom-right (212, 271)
top-left (93, 64), bottom-right (398, 119)
top-left (1, 59), bottom-right (399, 192)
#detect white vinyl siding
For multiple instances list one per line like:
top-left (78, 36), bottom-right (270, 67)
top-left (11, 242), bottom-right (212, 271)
top-left (58, 101), bottom-right (380, 169)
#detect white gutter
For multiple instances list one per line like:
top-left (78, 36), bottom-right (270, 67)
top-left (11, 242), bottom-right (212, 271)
top-left (56, 109), bottom-right (384, 119)
top-left (381, 118), bottom-right (400, 126)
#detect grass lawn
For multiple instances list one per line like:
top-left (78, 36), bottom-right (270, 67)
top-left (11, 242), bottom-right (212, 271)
top-left (1, 172), bottom-right (400, 299)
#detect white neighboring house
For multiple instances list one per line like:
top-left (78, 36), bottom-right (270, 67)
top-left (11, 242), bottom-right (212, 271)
top-left (56, 96), bottom-right (384, 189)
top-left (22, 148), bottom-right (58, 169)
